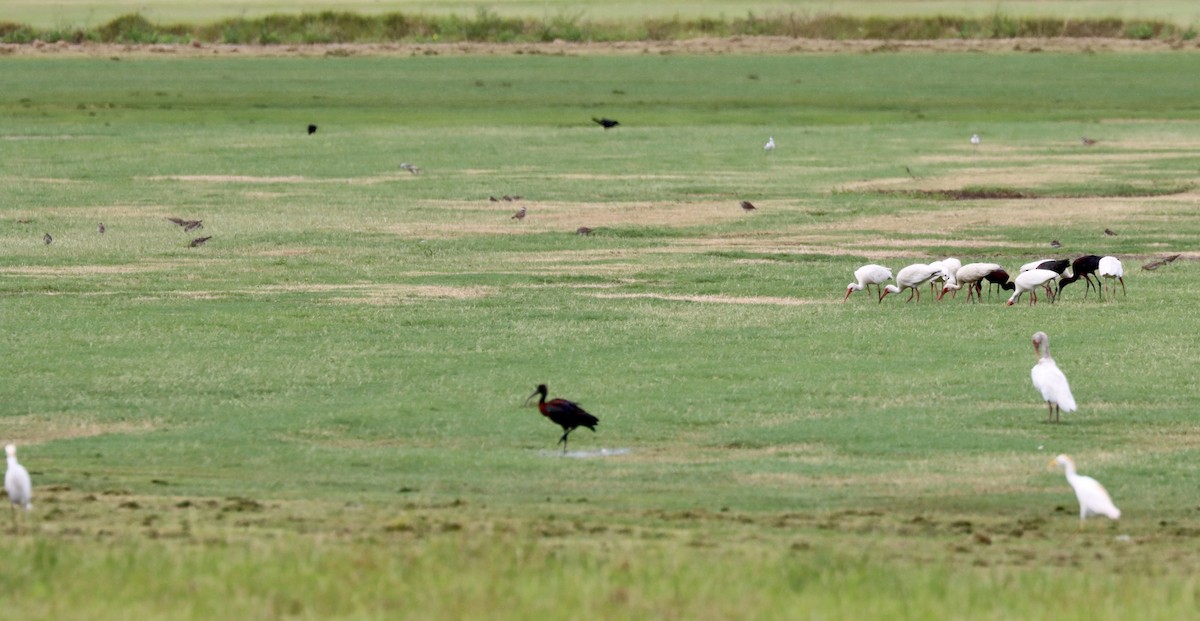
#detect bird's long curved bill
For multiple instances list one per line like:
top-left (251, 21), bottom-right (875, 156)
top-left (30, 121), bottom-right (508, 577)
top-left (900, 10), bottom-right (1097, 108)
top-left (523, 391), bottom-right (538, 406)
top-left (842, 289), bottom-right (853, 303)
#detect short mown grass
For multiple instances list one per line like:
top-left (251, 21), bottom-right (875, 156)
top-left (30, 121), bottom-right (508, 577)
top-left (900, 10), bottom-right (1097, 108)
top-left (1, 51), bottom-right (1199, 618)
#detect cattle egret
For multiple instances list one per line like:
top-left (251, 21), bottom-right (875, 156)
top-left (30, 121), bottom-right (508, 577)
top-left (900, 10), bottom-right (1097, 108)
top-left (764, 136), bottom-right (775, 153)
top-left (1098, 256), bottom-right (1125, 301)
top-left (5, 444), bottom-right (32, 533)
top-left (1007, 269), bottom-right (1059, 306)
top-left (1031, 331), bottom-right (1075, 422)
top-left (880, 263), bottom-right (945, 303)
top-left (970, 134), bottom-right (980, 147)
top-left (844, 264), bottom-right (892, 302)
top-left (1048, 455), bottom-right (1120, 525)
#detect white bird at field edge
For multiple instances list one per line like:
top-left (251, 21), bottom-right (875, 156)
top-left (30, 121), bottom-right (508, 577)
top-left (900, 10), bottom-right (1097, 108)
top-left (1098, 256), bottom-right (1125, 301)
top-left (1007, 269), bottom-right (1058, 306)
top-left (970, 133), bottom-right (980, 147)
top-left (764, 136), bottom-right (775, 153)
top-left (5, 444), bottom-right (32, 533)
top-left (1030, 331), bottom-right (1075, 423)
top-left (1048, 455), bottom-right (1120, 526)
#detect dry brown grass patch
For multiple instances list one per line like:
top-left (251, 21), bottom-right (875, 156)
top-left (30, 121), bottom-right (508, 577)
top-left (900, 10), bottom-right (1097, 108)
top-left (3, 414), bottom-right (160, 446)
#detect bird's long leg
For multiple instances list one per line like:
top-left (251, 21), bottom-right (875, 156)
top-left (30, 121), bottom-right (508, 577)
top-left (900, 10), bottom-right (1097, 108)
top-left (559, 429), bottom-right (571, 454)
top-left (1119, 277), bottom-right (1126, 297)
top-left (1055, 404), bottom-right (1061, 423)
top-left (1047, 402), bottom-right (1054, 423)
top-left (10, 505), bottom-right (16, 535)
top-left (906, 288), bottom-right (916, 303)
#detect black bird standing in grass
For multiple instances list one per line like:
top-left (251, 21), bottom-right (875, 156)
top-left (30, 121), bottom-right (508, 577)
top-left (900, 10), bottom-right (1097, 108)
top-left (1057, 255), bottom-right (1102, 299)
top-left (525, 384), bottom-right (598, 454)
top-left (189, 236), bottom-right (212, 247)
top-left (307, 124), bottom-right (318, 135)
top-left (740, 201), bottom-right (756, 212)
top-left (592, 117), bottom-right (619, 129)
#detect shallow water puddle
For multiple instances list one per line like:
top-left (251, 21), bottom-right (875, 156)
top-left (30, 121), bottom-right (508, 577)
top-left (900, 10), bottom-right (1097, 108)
top-left (537, 448), bottom-right (632, 459)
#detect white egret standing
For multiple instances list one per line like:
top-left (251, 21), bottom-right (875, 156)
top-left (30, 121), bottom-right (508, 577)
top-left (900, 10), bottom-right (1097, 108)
top-left (5, 444), bottom-right (32, 533)
top-left (1031, 331), bottom-right (1076, 423)
top-left (1098, 256), bottom-right (1125, 301)
top-left (970, 133), bottom-right (981, 148)
top-left (844, 264), bottom-right (893, 302)
top-left (1006, 269), bottom-right (1059, 306)
top-left (764, 136), bottom-right (775, 153)
top-left (1048, 455), bottom-right (1120, 526)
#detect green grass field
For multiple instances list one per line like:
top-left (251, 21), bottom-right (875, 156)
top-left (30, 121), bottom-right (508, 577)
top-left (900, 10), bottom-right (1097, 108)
top-left (2, 50), bottom-right (1200, 618)
top-left (7, 0), bottom-right (1200, 28)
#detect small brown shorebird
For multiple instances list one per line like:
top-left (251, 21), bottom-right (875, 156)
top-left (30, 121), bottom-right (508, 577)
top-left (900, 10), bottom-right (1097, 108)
top-left (576, 227), bottom-right (593, 236)
top-left (1104, 228), bottom-right (1117, 236)
top-left (43, 233), bottom-right (53, 245)
top-left (1050, 240), bottom-right (1062, 248)
top-left (97, 222), bottom-right (105, 234)
top-left (1081, 137), bottom-right (1096, 146)
top-left (167, 217), bottom-right (203, 231)
top-left (399, 163), bottom-right (420, 175)
top-left (740, 201), bottom-right (756, 212)
top-left (511, 207), bottom-right (526, 221)
top-left (189, 236), bottom-right (212, 247)
top-left (489, 196), bottom-right (499, 202)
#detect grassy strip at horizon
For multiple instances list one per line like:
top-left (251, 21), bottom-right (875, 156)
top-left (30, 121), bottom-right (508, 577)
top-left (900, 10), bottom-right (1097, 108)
top-left (5, 0), bottom-right (1200, 29)
top-left (0, 10), bottom-right (1195, 44)
top-left (2, 52), bottom-right (1200, 616)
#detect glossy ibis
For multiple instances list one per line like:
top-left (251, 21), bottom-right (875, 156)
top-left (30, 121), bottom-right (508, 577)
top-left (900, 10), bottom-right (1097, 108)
top-left (1057, 255), bottom-right (1102, 299)
top-left (1098, 256), bottom-right (1125, 301)
top-left (5, 444), bottom-right (32, 533)
top-left (1031, 332), bottom-right (1076, 422)
top-left (98, 222), bottom-right (105, 234)
top-left (1007, 269), bottom-right (1059, 306)
top-left (740, 201), bottom-right (756, 211)
top-left (189, 236), bottom-right (212, 247)
top-left (525, 384), bottom-right (599, 454)
top-left (880, 263), bottom-right (945, 303)
top-left (592, 117), bottom-right (619, 129)
top-left (982, 268), bottom-right (1015, 299)
top-left (938, 262), bottom-right (1001, 302)
top-left (1049, 455), bottom-right (1120, 526)
top-left (844, 264), bottom-right (892, 302)
top-left (42, 233), bottom-right (52, 245)
top-left (764, 136), bottom-right (775, 152)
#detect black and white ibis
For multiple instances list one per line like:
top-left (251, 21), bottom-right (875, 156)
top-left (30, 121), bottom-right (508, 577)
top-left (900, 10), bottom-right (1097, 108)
top-left (525, 384), bottom-right (599, 454)
top-left (1057, 255), bottom-right (1102, 299)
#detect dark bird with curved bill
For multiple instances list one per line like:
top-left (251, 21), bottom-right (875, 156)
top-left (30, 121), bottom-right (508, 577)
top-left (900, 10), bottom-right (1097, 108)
top-left (592, 117), bottom-right (619, 129)
top-left (1057, 255), bottom-right (1102, 299)
top-left (189, 236), bottom-right (212, 247)
top-left (524, 384), bottom-right (599, 454)
top-left (307, 124), bottom-right (318, 135)
top-left (740, 201), bottom-right (756, 211)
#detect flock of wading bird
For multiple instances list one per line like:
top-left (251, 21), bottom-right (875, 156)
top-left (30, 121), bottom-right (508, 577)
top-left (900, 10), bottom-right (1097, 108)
top-left (845, 255), bottom-right (1128, 306)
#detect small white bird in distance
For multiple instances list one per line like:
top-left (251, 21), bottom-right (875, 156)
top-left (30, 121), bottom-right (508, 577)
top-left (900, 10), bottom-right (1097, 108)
top-left (399, 163), bottom-right (420, 175)
top-left (970, 133), bottom-right (981, 147)
top-left (5, 444), bottom-right (32, 533)
top-left (1048, 455), bottom-right (1120, 527)
top-left (764, 136), bottom-right (775, 153)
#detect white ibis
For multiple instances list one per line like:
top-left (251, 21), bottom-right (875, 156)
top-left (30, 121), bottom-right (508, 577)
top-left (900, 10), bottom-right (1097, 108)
top-left (1098, 256), bottom-right (1125, 301)
top-left (1030, 331), bottom-right (1076, 422)
top-left (1048, 455), bottom-right (1120, 526)
top-left (764, 136), bottom-right (775, 153)
top-left (1057, 255), bottom-right (1102, 299)
top-left (970, 133), bottom-right (981, 147)
top-left (844, 264), bottom-right (893, 303)
top-left (5, 444), bottom-right (32, 533)
top-left (1007, 269), bottom-right (1059, 306)
top-left (880, 263), bottom-right (945, 303)
top-left (939, 262), bottom-right (1001, 302)
top-left (929, 258), bottom-right (961, 299)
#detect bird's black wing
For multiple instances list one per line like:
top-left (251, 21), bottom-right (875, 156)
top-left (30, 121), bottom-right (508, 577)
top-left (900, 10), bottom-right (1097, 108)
top-left (544, 398), bottom-right (598, 431)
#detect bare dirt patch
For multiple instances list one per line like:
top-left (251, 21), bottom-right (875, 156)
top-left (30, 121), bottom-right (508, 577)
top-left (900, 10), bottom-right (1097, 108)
top-left (590, 292), bottom-right (829, 306)
top-left (3, 414), bottom-right (160, 446)
top-left (146, 175), bottom-right (308, 183)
